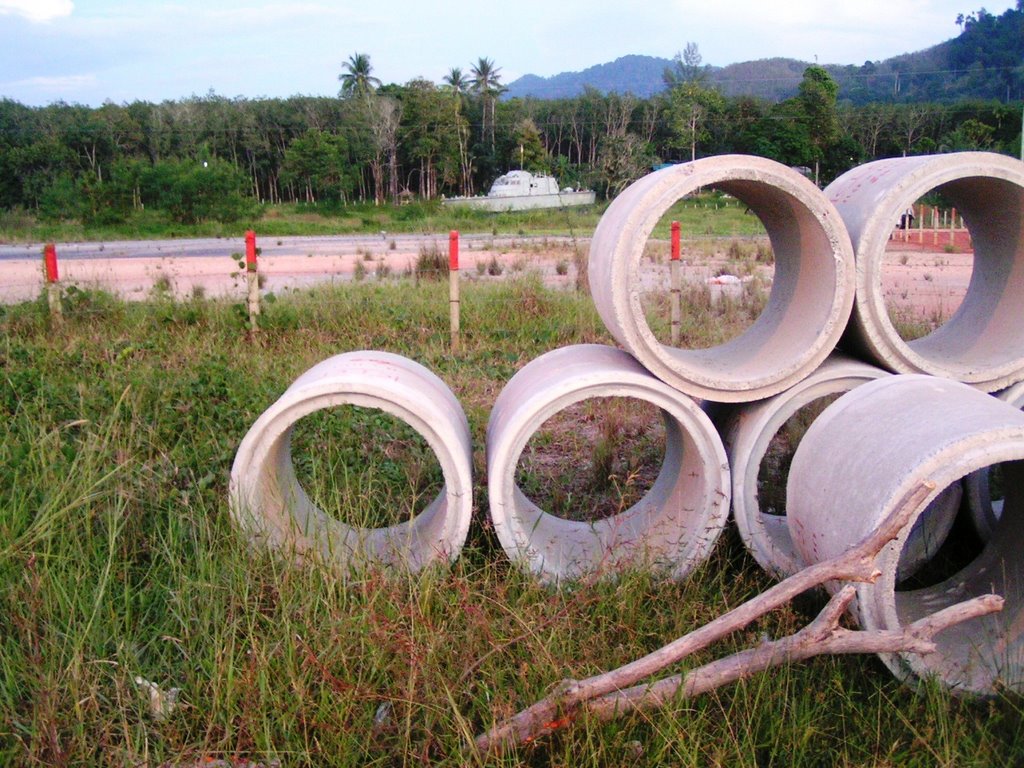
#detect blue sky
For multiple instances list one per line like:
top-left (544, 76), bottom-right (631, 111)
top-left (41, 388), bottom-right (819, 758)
top-left (0, 0), bottom-right (1015, 106)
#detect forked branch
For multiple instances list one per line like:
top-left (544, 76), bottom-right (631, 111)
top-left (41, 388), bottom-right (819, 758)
top-left (474, 479), bottom-right (1004, 752)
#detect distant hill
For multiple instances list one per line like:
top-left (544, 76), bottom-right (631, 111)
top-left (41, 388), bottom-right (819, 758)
top-left (505, 5), bottom-right (1024, 104)
top-left (505, 55), bottom-right (673, 99)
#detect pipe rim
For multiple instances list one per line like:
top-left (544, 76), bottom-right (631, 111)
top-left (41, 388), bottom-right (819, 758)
top-left (787, 374), bottom-right (1024, 694)
top-left (589, 155), bottom-right (855, 402)
top-left (230, 352), bottom-right (473, 572)
top-left (487, 345), bottom-right (730, 584)
top-left (829, 152), bottom-right (1024, 390)
top-left (725, 355), bottom-right (889, 579)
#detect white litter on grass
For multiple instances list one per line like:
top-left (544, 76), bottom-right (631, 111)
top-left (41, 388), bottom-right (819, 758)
top-left (133, 676), bottom-right (181, 721)
top-left (706, 274), bottom-right (742, 285)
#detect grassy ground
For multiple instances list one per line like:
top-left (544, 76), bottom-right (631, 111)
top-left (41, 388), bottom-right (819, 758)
top-left (0, 193), bottom-right (764, 244)
top-left (1, 277), bottom-right (1021, 767)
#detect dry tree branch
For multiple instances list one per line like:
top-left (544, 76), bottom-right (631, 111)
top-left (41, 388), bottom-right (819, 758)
top-left (474, 479), bottom-right (1003, 753)
top-left (582, 587), bottom-right (1002, 723)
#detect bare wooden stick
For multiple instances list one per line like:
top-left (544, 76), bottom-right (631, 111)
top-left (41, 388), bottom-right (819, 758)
top-left (474, 479), bottom-right (942, 752)
top-left (583, 589), bottom-right (1002, 723)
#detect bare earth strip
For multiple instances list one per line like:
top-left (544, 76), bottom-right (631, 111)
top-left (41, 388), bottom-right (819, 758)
top-left (0, 233), bottom-right (974, 323)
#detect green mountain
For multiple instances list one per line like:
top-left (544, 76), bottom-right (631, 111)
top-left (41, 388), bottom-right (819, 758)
top-left (505, 4), bottom-right (1024, 104)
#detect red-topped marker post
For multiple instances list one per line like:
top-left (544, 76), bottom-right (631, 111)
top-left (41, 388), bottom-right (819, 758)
top-left (245, 230), bottom-right (260, 331)
top-left (449, 230), bottom-right (460, 352)
top-left (670, 221), bottom-right (681, 346)
top-left (43, 243), bottom-right (62, 323)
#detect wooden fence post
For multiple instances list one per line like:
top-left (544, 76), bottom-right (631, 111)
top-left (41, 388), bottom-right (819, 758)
top-left (44, 243), bottom-right (62, 324)
top-left (449, 230), bottom-right (460, 352)
top-left (245, 230), bottom-right (259, 331)
top-left (670, 221), bottom-right (681, 347)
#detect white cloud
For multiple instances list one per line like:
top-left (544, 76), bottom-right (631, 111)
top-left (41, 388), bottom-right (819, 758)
top-left (0, 0), bottom-right (73, 23)
top-left (4, 73), bottom-right (96, 91)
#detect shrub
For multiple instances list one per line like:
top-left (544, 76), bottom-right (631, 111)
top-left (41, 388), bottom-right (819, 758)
top-left (414, 242), bottom-right (448, 281)
top-left (141, 158), bottom-right (256, 224)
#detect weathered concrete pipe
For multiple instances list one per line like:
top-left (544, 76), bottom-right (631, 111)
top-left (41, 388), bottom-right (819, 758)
top-left (787, 375), bottom-right (1024, 694)
top-left (487, 344), bottom-right (730, 584)
top-left (589, 155), bottom-right (856, 402)
top-left (719, 354), bottom-right (891, 579)
top-left (825, 152), bottom-right (1024, 391)
top-left (966, 380), bottom-right (1024, 539)
top-left (230, 351), bottom-right (473, 571)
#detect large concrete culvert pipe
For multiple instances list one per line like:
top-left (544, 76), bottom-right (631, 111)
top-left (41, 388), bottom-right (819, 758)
top-left (588, 155), bottom-right (856, 403)
top-left (966, 380), bottom-right (1024, 540)
top-left (825, 152), bottom-right (1024, 391)
top-left (486, 344), bottom-right (730, 584)
top-left (718, 354), bottom-right (961, 583)
top-left (718, 354), bottom-right (891, 580)
top-left (230, 351), bottom-right (473, 572)
top-left (787, 375), bottom-right (1024, 695)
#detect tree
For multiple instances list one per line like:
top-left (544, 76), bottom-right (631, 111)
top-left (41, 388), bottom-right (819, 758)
top-left (598, 132), bottom-right (655, 198)
top-left (366, 95), bottom-right (402, 204)
top-left (940, 117), bottom-right (995, 150)
top-left (400, 79), bottom-right (462, 199)
top-left (338, 53), bottom-right (381, 99)
top-left (141, 158), bottom-right (253, 224)
top-left (663, 42), bottom-right (708, 88)
top-left (665, 81), bottom-right (724, 162)
top-left (471, 57), bottom-right (505, 151)
top-left (442, 68), bottom-right (474, 195)
top-left (797, 66), bottom-right (840, 167)
top-left (280, 129), bottom-right (351, 203)
top-left (442, 67), bottom-right (471, 96)
top-left (511, 118), bottom-right (547, 172)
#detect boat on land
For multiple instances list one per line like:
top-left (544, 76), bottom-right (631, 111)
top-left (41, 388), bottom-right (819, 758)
top-left (442, 170), bottom-right (596, 212)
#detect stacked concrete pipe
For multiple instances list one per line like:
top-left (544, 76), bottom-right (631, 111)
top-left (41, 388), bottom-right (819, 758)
top-left (589, 155), bottom-right (856, 402)
top-left (719, 353), bottom-right (964, 583)
top-left (229, 350), bottom-right (473, 572)
top-left (718, 354), bottom-right (890, 579)
top-left (966, 380), bottom-right (1024, 539)
top-left (486, 344), bottom-right (730, 584)
top-left (787, 375), bottom-right (1024, 695)
top-left (825, 152), bottom-right (1024, 391)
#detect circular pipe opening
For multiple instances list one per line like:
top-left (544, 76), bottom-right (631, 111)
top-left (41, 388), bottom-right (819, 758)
top-left (230, 351), bottom-right (473, 572)
top-left (515, 396), bottom-right (666, 523)
top-left (637, 197), bottom-right (773, 350)
top-left (788, 375), bottom-right (1024, 694)
top-left (826, 152), bottom-right (1024, 390)
top-left (290, 404), bottom-right (444, 528)
top-left (589, 155), bottom-right (855, 402)
top-left (721, 354), bottom-right (889, 579)
top-left (487, 344), bottom-right (730, 584)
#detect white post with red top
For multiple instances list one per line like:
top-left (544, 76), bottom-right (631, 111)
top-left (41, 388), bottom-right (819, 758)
top-left (449, 230), bottom-right (460, 352)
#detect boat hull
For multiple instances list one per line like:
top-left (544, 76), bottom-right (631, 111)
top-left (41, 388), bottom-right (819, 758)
top-left (442, 190), bottom-right (596, 212)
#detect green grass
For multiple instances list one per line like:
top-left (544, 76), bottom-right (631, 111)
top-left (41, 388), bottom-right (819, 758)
top-left (1, 278), bottom-right (1021, 766)
top-left (0, 192), bottom-right (764, 244)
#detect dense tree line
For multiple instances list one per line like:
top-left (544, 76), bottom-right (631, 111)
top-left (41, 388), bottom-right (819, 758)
top-left (0, 54), bottom-right (1021, 225)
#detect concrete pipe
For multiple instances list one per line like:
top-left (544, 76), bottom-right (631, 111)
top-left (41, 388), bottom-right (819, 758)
top-left (825, 152), bottom-right (1024, 391)
top-left (787, 375), bottom-right (1024, 695)
top-left (719, 354), bottom-right (957, 582)
top-left (589, 155), bottom-right (856, 402)
top-left (719, 354), bottom-right (891, 579)
top-left (230, 350), bottom-right (473, 572)
top-left (487, 344), bottom-right (730, 584)
top-left (966, 380), bottom-right (1024, 539)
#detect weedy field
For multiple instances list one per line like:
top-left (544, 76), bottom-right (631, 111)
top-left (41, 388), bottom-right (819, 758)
top-left (1, 275), bottom-right (1022, 767)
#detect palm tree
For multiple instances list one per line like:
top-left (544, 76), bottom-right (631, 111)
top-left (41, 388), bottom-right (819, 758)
top-left (471, 57), bottom-right (505, 151)
top-left (338, 52), bottom-right (381, 99)
top-left (442, 67), bottom-right (471, 96)
top-left (443, 67), bottom-right (473, 195)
